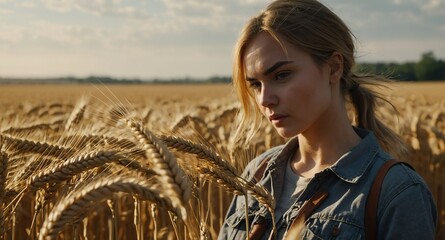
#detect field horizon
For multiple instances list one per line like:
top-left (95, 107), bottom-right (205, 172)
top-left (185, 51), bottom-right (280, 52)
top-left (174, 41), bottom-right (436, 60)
top-left (0, 81), bottom-right (443, 103)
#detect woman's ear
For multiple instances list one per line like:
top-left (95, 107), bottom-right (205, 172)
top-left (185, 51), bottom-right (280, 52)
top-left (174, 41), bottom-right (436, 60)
top-left (328, 52), bottom-right (343, 84)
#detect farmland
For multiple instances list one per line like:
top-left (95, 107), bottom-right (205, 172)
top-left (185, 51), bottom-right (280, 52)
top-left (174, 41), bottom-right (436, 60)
top-left (0, 82), bottom-right (444, 239)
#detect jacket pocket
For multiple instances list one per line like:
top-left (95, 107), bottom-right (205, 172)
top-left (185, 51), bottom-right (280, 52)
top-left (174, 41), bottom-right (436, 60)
top-left (300, 217), bottom-right (363, 240)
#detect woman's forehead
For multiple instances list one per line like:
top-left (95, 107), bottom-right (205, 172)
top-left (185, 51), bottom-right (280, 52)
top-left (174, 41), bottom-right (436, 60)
top-left (243, 33), bottom-right (291, 74)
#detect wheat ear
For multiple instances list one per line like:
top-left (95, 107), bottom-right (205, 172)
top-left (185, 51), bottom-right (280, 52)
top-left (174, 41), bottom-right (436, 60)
top-left (159, 135), bottom-right (275, 221)
top-left (1, 135), bottom-right (75, 158)
top-left (27, 151), bottom-right (154, 191)
top-left (198, 167), bottom-right (246, 195)
top-left (0, 151), bottom-right (8, 235)
top-left (38, 176), bottom-right (182, 240)
top-left (125, 119), bottom-right (191, 208)
top-left (65, 97), bottom-right (88, 131)
top-left (159, 135), bottom-right (239, 175)
top-left (59, 134), bottom-right (139, 154)
top-left (1, 122), bottom-right (60, 134)
top-left (0, 151), bottom-right (8, 204)
top-left (172, 115), bottom-right (207, 132)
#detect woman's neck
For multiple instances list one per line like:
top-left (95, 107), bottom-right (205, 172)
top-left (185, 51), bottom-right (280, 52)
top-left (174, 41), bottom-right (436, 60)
top-left (290, 104), bottom-right (361, 178)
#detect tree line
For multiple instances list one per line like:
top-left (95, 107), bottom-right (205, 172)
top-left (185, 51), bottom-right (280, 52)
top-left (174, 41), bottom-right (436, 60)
top-left (354, 51), bottom-right (445, 81)
top-left (1, 51), bottom-right (443, 84)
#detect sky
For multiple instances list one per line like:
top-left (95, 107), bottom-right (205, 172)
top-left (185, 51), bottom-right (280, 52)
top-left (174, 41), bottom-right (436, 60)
top-left (0, 0), bottom-right (444, 79)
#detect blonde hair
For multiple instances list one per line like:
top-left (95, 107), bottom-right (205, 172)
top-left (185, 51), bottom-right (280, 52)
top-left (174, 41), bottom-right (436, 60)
top-left (232, 0), bottom-right (407, 157)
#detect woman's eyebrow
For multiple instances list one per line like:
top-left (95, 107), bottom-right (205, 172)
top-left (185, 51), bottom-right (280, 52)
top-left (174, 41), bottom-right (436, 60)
top-left (246, 60), bottom-right (294, 81)
top-left (263, 61), bottom-right (293, 75)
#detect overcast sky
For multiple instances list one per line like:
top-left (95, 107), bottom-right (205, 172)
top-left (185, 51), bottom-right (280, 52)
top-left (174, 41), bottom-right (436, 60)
top-left (1, 0), bottom-right (444, 79)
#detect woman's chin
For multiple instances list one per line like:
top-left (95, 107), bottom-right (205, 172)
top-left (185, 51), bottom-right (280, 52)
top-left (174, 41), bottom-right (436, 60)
top-left (275, 128), bottom-right (299, 139)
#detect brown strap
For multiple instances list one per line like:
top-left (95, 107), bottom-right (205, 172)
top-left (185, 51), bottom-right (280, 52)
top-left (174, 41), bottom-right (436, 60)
top-left (365, 159), bottom-right (404, 240)
top-left (249, 189), bottom-right (329, 240)
top-left (248, 217), bottom-right (267, 240)
top-left (250, 157), bottom-right (329, 239)
top-left (283, 189), bottom-right (329, 240)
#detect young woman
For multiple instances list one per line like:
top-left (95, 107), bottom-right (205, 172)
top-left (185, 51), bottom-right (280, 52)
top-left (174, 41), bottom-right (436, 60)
top-left (218, 0), bottom-right (437, 239)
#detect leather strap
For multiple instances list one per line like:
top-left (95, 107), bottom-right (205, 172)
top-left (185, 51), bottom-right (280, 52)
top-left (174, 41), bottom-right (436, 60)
top-left (250, 157), bottom-right (329, 239)
top-left (248, 218), bottom-right (268, 240)
top-left (284, 189), bottom-right (329, 239)
top-left (248, 189), bottom-right (329, 240)
top-left (365, 159), bottom-right (408, 240)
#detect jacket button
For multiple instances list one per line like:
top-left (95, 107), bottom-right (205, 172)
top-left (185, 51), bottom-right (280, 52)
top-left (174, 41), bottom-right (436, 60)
top-left (331, 225), bottom-right (341, 237)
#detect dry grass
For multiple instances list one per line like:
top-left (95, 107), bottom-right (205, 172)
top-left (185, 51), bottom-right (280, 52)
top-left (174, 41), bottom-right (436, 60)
top-left (0, 82), bottom-right (444, 239)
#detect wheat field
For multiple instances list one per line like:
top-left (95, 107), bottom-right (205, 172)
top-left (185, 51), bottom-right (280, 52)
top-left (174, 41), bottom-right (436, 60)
top-left (0, 82), bottom-right (444, 239)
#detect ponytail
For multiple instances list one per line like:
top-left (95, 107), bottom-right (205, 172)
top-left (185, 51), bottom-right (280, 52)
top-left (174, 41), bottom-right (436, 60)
top-left (347, 74), bottom-right (408, 158)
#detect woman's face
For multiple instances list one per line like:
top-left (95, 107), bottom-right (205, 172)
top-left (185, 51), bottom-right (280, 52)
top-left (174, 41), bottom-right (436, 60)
top-left (243, 32), bottom-right (334, 138)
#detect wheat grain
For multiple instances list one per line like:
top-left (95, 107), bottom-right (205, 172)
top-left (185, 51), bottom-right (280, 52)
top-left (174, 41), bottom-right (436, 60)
top-left (27, 150), bottom-right (149, 191)
top-left (65, 97), bottom-right (88, 131)
top-left (160, 135), bottom-right (239, 175)
top-left (1, 135), bottom-right (75, 159)
top-left (125, 119), bottom-right (191, 209)
top-left (0, 151), bottom-right (8, 203)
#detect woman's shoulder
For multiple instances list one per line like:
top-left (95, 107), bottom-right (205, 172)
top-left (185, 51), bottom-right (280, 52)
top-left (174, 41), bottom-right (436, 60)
top-left (378, 157), bottom-right (433, 208)
top-left (375, 157), bottom-right (437, 238)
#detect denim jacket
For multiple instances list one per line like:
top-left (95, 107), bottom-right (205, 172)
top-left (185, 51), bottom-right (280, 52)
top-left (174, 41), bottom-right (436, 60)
top-left (218, 128), bottom-right (437, 239)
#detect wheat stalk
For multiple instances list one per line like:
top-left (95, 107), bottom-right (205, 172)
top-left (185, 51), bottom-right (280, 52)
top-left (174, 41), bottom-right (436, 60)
top-left (38, 176), bottom-right (182, 240)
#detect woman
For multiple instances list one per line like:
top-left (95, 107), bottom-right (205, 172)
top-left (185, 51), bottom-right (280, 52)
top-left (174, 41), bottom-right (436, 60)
top-left (218, 0), bottom-right (437, 239)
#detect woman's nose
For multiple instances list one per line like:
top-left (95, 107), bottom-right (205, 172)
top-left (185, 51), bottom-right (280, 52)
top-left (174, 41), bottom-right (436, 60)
top-left (258, 85), bottom-right (278, 108)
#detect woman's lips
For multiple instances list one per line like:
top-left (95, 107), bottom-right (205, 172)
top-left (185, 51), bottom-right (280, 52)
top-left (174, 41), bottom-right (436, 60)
top-left (269, 114), bottom-right (288, 125)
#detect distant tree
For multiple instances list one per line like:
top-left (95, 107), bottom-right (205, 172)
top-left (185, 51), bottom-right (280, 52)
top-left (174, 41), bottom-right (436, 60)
top-left (207, 76), bottom-right (231, 83)
top-left (354, 51), bottom-right (445, 81)
top-left (415, 51), bottom-right (445, 81)
top-left (393, 62), bottom-right (417, 81)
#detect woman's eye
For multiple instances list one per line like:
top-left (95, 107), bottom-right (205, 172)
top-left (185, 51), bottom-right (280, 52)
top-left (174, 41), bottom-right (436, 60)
top-left (248, 81), bottom-right (261, 91)
top-left (275, 71), bottom-right (290, 80)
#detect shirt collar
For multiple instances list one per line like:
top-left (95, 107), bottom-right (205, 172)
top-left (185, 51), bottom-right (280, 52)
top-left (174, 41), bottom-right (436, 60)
top-left (329, 128), bottom-right (381, 183)
top-left (267, 136), bottom-right (299, 170)
top-left (267, 128), bottom-right (381, 184)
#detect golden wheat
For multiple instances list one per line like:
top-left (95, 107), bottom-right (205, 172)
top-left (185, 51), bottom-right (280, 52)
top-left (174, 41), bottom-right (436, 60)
top-left (0, 82), bottom-right (443, 239)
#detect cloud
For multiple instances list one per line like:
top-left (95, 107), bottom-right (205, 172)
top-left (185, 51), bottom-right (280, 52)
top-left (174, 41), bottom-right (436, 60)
top-left (391, 0), bottom-right (445, 14)
top-left (357, 38), bottom-right (445, 62)
top-left (158, 0), bottom-right (266, 30)
top-left (40, 0), bottom-right (150, 19)
top-left (1, 0), bottom-right (444, 78)
top-left (0, 8), bottom-right (12, 14)
top-left (0, 25), bottom-right (25, 43)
